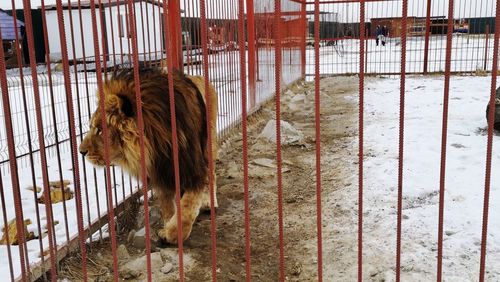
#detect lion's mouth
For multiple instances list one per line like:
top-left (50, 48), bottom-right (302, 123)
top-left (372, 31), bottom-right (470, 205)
top-left (85, 156), bottom-right (106, 167)
top-left (85, 156), bottom-right (119, 168)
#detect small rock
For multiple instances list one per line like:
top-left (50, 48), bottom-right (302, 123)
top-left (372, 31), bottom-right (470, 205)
top-left (117, 244), bottom-right (130, 260)
top-left (226, 161), bottom-right (241, 179)
top-left (290, 94), bottom-right (306, 103)
top-left (252, 158), bottom-right (276, 169)
top-left (119, 252), bottom-right (163, 279)
top-left (133, 227), bottom-right (146, 249)
top-left (127, 229), bottom-right (136, 243)
top-left (149, 207), bottom-right (162, 226)
top-left (161, 262), bottom-right (174, 274)
top-left (291, 262), bottom-right (302, 276)
top-left (258, 120), bottom-right (304, 145)
top-left (445, 230), bottom-right (457, 236)
top-left (451, 143), bottom-right (466, 149)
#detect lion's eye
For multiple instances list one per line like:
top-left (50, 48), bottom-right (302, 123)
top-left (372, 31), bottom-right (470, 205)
top-left (96, 128), bottom-right (102, 135)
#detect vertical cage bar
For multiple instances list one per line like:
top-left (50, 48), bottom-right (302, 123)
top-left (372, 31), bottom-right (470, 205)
top-left (247, 0), bottom-right (257, 109)
top-left (274, 0), bottom-right (286, 281)
top-left (54, 0), bottom-right (89, 280)
top-left (313, 0), bottom-right (324, 281)
top-left (484, 25), bottom-right (490, 71)
top-left (479, 0), bottom-right (500, 280)
top-left (88, 0), bottom-right (119, 280)
top-left (396, 0), bottom-right (408, 280)
top-left (358, 0), bottom-right (366, 281)
top-left (11, 1), bottom-right (48, 278)
top-left (238, 0), bottom-right (251, 280)
top-left (0, 27), bottom-right (29, 282)
top-left (125, 0), bottom-right (153, 281)
top-left (199, 0), bottom-right (218, 280)
top-left (162, 1), bottom-right (185, 280)
top-left (301, 2), bottom-right (307, 78)
top-left (168, 0), bottom-right (183, 70)
top-left (436, 0), bottom-right (455, 280)
top-left (21, 0), bottom-right (60, 279)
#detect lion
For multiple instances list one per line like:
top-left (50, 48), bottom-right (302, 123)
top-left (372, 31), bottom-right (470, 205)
top-left (79, 67), bottom-right (218, 243)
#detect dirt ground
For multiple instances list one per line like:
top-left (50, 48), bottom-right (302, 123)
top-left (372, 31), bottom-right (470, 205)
top-left (58, 76), bottom-right (363, 281)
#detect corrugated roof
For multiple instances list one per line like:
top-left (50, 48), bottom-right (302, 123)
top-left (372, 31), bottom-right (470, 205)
top-left (0, 9), bottom-right (24, 41)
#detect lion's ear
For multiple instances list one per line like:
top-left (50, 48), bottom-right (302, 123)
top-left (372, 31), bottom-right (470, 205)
top-left (118, 94), bottom-right (135, 117)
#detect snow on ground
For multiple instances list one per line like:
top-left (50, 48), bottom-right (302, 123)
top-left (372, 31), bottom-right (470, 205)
top-left (306, 35), bottom-right (495, 75)
top-left (359, 75), bottom-right (500, 280)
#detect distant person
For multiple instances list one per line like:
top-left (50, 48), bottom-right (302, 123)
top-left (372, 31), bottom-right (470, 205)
top-left (381, 25), bottom-right (388, 46)
top-left (375, 25), bottom-right (382, 46)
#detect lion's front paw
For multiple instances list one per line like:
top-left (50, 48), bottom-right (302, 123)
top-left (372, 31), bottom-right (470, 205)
top-left (158, 220), bottom-right (192, 244)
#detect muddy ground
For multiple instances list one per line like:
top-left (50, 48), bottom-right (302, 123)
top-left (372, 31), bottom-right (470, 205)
top-left (59, 76), bottom-right (363, 281)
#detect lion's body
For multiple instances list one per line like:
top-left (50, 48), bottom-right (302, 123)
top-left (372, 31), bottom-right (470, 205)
top-left (79, 68), bottom-right (218, 243)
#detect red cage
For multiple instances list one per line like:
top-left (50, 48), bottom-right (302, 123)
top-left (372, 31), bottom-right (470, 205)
top-left (0, 0), bottom-right (498, 281)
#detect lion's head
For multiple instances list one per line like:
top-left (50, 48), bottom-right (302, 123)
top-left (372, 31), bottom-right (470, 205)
top-left (79, 74), bottom-right (149, 176)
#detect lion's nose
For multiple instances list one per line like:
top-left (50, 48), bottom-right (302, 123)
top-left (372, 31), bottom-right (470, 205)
top-left (80, 150), bottom-right (88, 156)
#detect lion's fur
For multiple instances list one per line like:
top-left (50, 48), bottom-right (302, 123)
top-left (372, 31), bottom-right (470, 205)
top-left (79, 67), bottom-right (218, 242)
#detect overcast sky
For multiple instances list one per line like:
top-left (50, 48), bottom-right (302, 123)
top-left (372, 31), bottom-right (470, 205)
top-left (1, 0), bottom-right (497, 22)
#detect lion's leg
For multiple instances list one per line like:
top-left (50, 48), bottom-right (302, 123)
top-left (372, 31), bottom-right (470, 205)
top-left (200, 171), bottom-right (218, 211)
top-left (201, 102), bottom-right (219, 210)
top-left (156, 189), bottom-right (175, 223)
top-left (158, 189), bottom-right (203, 243)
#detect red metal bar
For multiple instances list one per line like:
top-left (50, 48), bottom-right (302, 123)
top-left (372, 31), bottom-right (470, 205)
top-left (11, 1), bottom-right (48, 278)
top-left (88, 0), bottom-right (120, 280)
top-left (365, 28), bottom-right (368, 73)
top-left (0, 173), bottom-right (14, 281)
top-left (199, 0), bottom-right (217, 280)
top-left (0, 13), bottom-right (23, 282)
top-left (396, 0), bottom-right (408, 281)
top-left (301, 2), bottom-right (307, 78)
top-left (152, 0), bottom-right (158, 63)
top-left (65, 0), bottom-right (94, 246)
top-left (246, 0), bottom-right (257, 109)
top-left (313, 0), bottom-right (323, 281)
top-left (21, 1), bottom-right (59, 280)
top-left (479, 1), bottom-right (500, 280)
top-left (484, 25), bottom-right (490, 71)
top-left (125, 1), bottom-right (153, 280)
top-left (54, 1), bottom-right (89, 280)
top-left (274, 0), bottom-right (286, 280)
top-left (98, 0), bottom-right (109, 77)
top-left (237, 0), bottom-right (251, 280)
top-left (358, 0), bottom-right (366, 281)
top-left (125, 1), bottom-right (132, 63)
top-left (77, 0), bottom-right (106, 242)
top-left (41, 0), bottom-right (71, 257)
top-left (105, 0), bottom-right (117, 66)
top-left (138, 1), bottom-right (147, 65)
top-left (436, 0), bottom-right (455, 280)
top-left (161, 1), bottom-right (185, 281)
top-left (168, 0), bottom-right (183, 70)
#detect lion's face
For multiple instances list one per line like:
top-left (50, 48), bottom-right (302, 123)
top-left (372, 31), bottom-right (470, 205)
top-left (79, 79), bottom-right (142, 171)
top-left (79, 111), bottom-right (125, 166)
